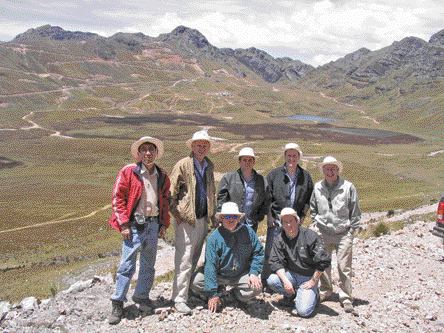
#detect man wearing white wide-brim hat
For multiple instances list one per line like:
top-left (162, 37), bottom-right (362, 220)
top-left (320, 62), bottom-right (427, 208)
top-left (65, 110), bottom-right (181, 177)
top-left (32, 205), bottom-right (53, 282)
top-left (310, 156), bottom-right (361, 313)
top-left (169, 130), bottom-right (217, 314)
top-left (190, 202), bottom-right (264, 313)
top-left (264, 143), bottom-right (314, 284)
top-left (108, 137), bottom-right (171, 324)
top-left (217, 147), bottom-right (269, 233)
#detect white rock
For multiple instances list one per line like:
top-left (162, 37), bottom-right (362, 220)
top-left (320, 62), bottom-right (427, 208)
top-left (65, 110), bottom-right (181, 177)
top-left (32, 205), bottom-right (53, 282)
top-left (0, 301), bottom-right (11, 315)
top-left (64, 280), bottom-right (92, 293)
top-left (20, 297), bottom-right (39, 311)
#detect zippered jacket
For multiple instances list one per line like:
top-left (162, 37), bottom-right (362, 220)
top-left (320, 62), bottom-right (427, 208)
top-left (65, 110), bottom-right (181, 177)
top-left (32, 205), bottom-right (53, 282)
top-left (310, 177), bottom-right (361, 235)
top-left (169, 155), bottom-right (216, 226)
top-left (267, 164), bottom-right (313, 221)
top-left (108, 162), bottom-right (171, 232)
top-left (217, 169), bottom-right (269, 224)
top-left (269, 227), bottom-right (331, 276)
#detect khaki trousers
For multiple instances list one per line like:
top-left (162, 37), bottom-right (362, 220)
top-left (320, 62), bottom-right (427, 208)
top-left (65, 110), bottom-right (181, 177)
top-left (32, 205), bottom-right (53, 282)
top-left (319, 231), bottom-right (354, 303)
top-left (172, 216), bottom-right (208, 303)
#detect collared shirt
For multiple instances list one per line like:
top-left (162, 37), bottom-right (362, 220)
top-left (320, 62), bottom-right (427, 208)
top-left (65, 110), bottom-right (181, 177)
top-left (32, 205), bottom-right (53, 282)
top-left (193, 157), bottom-right (208, 218)
top-left (134, 164), bottom-right (159, 217)
top-left (285, 165), bottom-right (300, 207)
top-left (193, 157), bottom-right (208, 178)
top-left (241, 175), bottom-right (256, 224)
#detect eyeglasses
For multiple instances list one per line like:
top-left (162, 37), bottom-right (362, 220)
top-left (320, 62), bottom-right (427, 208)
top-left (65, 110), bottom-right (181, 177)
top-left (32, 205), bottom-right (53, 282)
top-left (223, 215), bottom-right (239, 220)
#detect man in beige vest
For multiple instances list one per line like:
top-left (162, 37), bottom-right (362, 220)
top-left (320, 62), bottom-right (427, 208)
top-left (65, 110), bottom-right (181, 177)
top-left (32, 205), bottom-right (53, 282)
top-left (169, 130), bottom-right (217, 314)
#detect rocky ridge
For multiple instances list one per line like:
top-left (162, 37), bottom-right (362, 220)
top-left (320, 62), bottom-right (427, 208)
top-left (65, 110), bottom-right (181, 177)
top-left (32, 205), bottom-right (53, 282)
top-left (1, 217), bottom-right (443, 333)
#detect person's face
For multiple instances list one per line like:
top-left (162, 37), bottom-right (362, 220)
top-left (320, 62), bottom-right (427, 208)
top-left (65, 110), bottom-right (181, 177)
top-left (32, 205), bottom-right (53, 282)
top-left (138, 143), bottom-right (157, 166)
top-left (239, 156), bottom-right (255, 173)
top-left (191, 140), bottom-right (210, 161)
top-left (322, 164), bottom-right (339, 183)
top-left (221, 215), bottom-right (241, 232)
top-left (281, 215), bottom-right (299, 239)
top-left (285, 149), bottom-right (300, 169)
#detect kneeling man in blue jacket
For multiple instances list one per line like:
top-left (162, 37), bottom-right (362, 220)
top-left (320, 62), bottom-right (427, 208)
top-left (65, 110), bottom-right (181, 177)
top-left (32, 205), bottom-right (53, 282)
top-left (191, 202), bottom-right (264, 312)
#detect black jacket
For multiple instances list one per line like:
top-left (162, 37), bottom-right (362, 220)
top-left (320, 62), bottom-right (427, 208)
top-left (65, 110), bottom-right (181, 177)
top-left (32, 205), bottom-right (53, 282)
top-left (269, 227), bottom-right (331, 276)
top-left (217, 169), bottom-right (269, 224)
top-left (267, 164), bottom-right (313, 221)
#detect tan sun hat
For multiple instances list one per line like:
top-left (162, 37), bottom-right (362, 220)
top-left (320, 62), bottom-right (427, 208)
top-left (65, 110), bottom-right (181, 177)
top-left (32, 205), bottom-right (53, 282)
top-left (280, 207), bottom-right (300, 221)
top-left (130, 136), bottom-right (164, 161)
top-left (238, 147), bottom-right (255, 158)
top-left (215, 202), bottom-right (245, 220)
top-left (318, 155), bottom-right (343, 173)
top-left (284, 143), bottom-right (303, 159)
top-left (186, 130), bottom-right (212, 149)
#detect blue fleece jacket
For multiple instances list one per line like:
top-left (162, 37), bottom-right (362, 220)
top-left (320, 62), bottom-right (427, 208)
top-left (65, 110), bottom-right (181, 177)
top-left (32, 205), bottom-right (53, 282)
top-left (204, 224), bottom-right (264, 297)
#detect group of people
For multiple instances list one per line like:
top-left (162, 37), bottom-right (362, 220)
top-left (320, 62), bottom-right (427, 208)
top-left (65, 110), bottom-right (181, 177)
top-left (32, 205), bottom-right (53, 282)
top-left (107, 130), bottom-right (362, 325)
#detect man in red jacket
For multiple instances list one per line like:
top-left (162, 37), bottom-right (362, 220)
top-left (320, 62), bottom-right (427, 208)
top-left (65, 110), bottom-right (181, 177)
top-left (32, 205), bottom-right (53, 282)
top-left (108, 136), bottom-right (171, 325)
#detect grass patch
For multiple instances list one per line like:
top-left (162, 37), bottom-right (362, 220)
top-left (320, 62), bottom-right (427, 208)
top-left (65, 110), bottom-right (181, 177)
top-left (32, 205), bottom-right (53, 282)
top-left (154, 270), bottom-right (175, 285)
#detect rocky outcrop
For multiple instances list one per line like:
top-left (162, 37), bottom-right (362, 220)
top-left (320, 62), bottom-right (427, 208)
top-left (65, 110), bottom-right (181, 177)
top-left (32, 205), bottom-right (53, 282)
top-left (13, 25), bottom-right (100, 43)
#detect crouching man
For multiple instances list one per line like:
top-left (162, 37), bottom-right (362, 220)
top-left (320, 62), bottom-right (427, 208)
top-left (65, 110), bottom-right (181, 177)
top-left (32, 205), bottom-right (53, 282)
top-left (191, 202), bottom-right (264, 312)
top-left (267, 208), bottom-right (330, 317)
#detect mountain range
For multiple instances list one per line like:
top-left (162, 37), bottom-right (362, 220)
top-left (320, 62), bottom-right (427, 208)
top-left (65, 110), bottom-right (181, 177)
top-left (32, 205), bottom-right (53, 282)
top-left (8, 24), bottom-right (444, 86)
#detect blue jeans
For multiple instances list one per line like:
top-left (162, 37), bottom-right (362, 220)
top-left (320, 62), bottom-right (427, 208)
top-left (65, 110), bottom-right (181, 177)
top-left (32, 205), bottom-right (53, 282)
top-left (267, 271), bottom-right (318, 317)
top-left (111, 221), bottom-right (159, 302)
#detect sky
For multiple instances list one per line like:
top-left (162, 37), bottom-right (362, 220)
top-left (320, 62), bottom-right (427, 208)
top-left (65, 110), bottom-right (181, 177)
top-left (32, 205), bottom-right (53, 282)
top-left (1, 0), bottom-right (443, 66)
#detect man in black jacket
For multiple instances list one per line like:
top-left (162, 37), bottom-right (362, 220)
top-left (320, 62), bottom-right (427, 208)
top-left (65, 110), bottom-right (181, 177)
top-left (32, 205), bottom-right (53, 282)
top-left (267, 208), bottom-right (331, 317)
top-left (217, 147), bottom-right (269, 232)
top-left (264, 143), bottom-right (314, 282)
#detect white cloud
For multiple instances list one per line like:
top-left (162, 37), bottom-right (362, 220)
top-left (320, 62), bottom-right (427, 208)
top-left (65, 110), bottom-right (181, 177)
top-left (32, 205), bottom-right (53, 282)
top-left (1, 0), bottom-right (442, 66)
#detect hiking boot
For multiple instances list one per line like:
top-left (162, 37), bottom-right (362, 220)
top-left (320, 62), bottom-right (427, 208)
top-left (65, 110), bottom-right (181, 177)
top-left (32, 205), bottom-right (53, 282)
top-left (132, 296), bottom-right (153, 313)
top-left (109, 300), bottom-right (123, 325)
top-left (279, 295), bottom-right (295, 308)
top-left (319, 291), bottom-right (332, 303)
top-left (342, 301), bottom-right (354, 313)
top-left (174, 302), bottom-right (192, 315)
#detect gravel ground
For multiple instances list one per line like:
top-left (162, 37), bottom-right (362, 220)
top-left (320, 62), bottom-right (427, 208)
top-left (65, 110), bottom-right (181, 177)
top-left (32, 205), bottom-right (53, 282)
top-left (1, 218), bottom-right (443, 333)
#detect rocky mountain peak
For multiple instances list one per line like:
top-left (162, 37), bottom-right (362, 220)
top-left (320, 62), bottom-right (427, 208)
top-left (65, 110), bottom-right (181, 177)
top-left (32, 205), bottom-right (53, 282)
top-left (429, 28), bottom-right (444, 47)
top-left (161, 25), bottom-right (210, 49)
top-left (13, 25), bottom-right (99, 42)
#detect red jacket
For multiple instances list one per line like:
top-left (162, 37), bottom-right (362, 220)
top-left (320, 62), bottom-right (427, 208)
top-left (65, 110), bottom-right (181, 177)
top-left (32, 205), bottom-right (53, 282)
top-left (108, 162), bottom-right (171, 232)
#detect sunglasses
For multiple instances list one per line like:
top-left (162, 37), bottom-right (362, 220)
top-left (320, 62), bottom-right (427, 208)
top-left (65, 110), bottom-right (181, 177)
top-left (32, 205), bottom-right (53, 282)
top-left (223, 215), bottom-right (239, 220)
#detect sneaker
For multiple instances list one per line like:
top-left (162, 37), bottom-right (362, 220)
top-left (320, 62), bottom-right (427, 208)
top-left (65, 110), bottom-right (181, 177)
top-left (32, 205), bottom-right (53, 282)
top-left (109, 300), bottom-right (123, 325)
top-left (291, 308), bottom-right (299, 316)
top-left (132, 296), bottom-right (153, 313)
top-left (175, 302), bottom-right (192, 315)
top-left (342, 301), bottom-right (354, 313)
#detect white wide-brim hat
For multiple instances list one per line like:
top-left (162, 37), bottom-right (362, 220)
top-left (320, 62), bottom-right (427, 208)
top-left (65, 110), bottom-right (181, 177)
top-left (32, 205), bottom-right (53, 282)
top-left (130, 136), bottom-right (164, 161)
top-left (318, 155), bottom-right (343, 173)
top-left (238, 147), bottom-right (255, 158)
top-left (280, 207), bottom-right (300, 221)
top-left (284, 143), bottom-right (303, 159)
top-left (186, 130), bottom-right (212, 149)
top-left (215, 202), bottom-right (245, 220)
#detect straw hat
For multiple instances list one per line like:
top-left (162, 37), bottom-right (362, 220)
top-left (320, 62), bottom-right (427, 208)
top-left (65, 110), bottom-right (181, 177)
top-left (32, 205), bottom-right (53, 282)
top-left (215, 202), bottom-right (245, 220)
top-left (318, 156), bottom-right (343, 173)
top-left (186, 130), bottom-right (212, 149)
top-left (130, 136), bottom-right (164, 160)
top-left (284, 143), bottom-right (303, 159)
